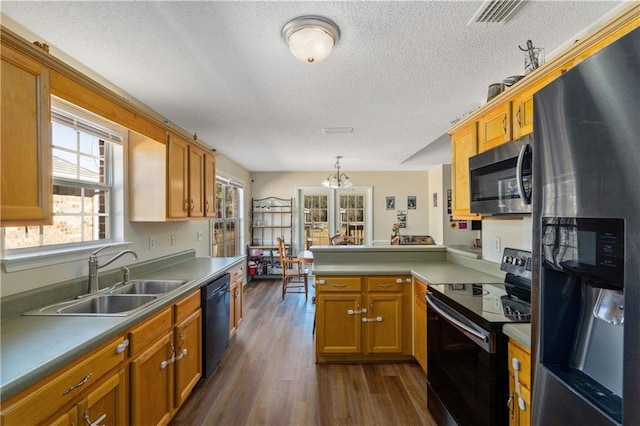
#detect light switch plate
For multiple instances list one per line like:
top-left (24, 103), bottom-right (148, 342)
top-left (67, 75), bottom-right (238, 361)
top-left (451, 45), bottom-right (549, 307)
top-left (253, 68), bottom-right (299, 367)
top-left (197, 230), bottom-right (203, 241)
top-left (493, 237), bottom-right (501, 252)
top-left (149, 236), bottom-right (156, 250)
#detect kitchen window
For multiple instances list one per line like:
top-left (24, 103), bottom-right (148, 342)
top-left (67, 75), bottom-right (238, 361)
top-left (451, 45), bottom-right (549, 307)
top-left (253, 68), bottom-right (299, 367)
top-left (1, 99), bottom-right (124, 262)
top-left (211, 177), bottom-right (244, 257)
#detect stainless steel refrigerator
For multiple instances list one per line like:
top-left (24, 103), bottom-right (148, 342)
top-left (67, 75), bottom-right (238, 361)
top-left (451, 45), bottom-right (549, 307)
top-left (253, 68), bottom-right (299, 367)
top-left (532, 28), bottom-right (639, 425)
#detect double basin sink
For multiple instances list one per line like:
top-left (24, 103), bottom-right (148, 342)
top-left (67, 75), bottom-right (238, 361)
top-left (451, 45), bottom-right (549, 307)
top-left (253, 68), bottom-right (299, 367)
top-left (24, 280), bottom-right (189, 317)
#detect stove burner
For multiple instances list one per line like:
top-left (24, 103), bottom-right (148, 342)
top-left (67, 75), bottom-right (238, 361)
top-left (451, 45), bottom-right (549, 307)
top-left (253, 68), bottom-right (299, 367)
top-left (501, 295), bottom-right (531, 321)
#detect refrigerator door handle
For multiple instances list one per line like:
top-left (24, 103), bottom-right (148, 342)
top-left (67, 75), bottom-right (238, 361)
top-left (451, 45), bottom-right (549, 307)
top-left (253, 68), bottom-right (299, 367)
top-left (516, 144), bottom-right (531, 205)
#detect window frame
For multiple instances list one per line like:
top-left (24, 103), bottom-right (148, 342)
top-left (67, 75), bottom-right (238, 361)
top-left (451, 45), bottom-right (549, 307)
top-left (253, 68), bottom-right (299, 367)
top-left (1, 98), bottom-right (126, 271)
top-left (211, 176), bottom-right (244, 257)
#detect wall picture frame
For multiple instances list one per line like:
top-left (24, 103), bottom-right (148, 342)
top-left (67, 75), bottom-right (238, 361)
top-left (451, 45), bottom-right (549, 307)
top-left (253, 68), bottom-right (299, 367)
top-left (407, 196), bottom-right (416, 210)
top-left (386, 196), bottom-right (395, 210)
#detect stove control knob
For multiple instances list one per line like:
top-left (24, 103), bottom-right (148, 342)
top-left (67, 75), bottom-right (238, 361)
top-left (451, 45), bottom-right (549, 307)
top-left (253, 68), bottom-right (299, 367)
top-left (503, 256), bottom-right (513, 264)
top-left (515, 257), bottom-right (524, 266)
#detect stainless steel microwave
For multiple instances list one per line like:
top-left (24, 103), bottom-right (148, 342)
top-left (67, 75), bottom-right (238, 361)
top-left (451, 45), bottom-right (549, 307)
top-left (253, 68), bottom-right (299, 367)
top-left (469, 136), bottom-right (532, 216)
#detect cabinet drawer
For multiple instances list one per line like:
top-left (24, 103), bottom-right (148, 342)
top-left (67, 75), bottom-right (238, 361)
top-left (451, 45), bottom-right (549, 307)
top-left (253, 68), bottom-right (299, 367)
top-left (229, 264), bottom-right (244, 284)
top-left (508, 340), bottom-right (532, 390)
top-left (316, 276), bottom-right (361, 292)
top-left (174, 290), bottom-right (201, 324)
top-left (1, 335), bottom-right (126, 426)
top-left (367, 276), bottom-right (407, 292)
top-left (129, 306), bottom-right (172, 358)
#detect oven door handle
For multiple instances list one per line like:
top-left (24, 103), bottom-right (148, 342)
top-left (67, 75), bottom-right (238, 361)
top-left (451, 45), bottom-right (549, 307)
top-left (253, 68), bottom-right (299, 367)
top-left (426, 294), bottom-right (489, 345)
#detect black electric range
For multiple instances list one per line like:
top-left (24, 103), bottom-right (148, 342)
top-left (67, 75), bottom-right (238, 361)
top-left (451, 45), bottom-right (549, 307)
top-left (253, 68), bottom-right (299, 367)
top-left (426, 248), bottom-right (532, 426)
top-left (427, 247), bottom-right (532, 331)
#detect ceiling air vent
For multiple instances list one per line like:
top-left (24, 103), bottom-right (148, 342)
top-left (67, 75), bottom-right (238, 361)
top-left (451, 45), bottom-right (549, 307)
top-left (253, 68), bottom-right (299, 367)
top-left (468, 0), bottom-right (526, 24)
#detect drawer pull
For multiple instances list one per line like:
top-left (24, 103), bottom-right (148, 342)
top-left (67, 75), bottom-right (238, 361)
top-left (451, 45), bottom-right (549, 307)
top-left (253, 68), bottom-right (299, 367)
top-left (331, 284), bottom-right (347, 288)
top-left (63, 373), bottom-right (92, 395)
top-left (115, 339), bottom-right (129, 354)
top-left (362, 316), bottom-right (383, 323)
top-left (83, 412), bottom-right (106, 426)
top-left (379, 284), bottom-right (392, 288)
top-left (347, 308), bottom-right (367, 315)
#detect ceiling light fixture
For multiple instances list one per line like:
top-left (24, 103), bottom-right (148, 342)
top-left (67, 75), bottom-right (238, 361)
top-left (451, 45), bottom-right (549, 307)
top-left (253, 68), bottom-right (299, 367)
top-left (281, 15), bottom-right (340, 64)
top-left (322, 156), bottom-right (353, 188)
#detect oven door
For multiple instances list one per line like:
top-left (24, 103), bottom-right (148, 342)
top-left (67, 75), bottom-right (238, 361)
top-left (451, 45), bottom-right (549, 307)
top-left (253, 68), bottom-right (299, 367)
top-left (426, 294), bottom-right (508, 426)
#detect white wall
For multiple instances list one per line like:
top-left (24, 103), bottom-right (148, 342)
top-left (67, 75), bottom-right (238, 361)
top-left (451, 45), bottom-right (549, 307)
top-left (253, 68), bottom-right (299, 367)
top-left (428, 165), bottom-right (476, 246)
top-left (251, 171), bottom-right (431, 246)
top-left (481, 217), bottom-right (533, 263)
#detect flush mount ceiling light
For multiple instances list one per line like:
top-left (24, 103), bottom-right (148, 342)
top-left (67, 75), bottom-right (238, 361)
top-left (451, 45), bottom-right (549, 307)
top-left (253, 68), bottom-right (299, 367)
top-left (282, 15), bottom-right (340, 63)
top-left (322, 156), bottom-right (353, 188)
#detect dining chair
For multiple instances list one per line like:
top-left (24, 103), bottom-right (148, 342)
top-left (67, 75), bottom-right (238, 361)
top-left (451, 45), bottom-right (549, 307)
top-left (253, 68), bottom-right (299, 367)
top-left (276, 237), bottom-right (308, 300)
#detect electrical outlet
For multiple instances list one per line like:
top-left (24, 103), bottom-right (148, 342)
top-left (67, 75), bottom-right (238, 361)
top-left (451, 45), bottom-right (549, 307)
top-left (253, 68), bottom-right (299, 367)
top-left (149, 236), bottom-right (156, 250)
top-left (493, 237), bottom-right (501, 252)
top-left (197, 230), bottom-right (203, 241)
top-left (171, 234), bottom-right (176, 246)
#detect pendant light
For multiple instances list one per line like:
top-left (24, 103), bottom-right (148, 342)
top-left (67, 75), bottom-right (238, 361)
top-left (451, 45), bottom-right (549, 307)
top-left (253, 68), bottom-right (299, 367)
top-left (281, 16), bottom-right (340, 64)
top-left (322, 156), bottom-right (353, 188)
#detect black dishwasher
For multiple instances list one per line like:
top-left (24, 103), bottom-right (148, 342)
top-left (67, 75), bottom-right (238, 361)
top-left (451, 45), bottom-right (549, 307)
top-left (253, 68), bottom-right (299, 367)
top-left (201, 273), bottom-right (230, 377)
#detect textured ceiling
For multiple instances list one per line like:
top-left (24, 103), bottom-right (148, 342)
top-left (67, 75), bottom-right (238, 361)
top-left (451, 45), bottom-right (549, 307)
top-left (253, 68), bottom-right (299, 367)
top-left (1, 1), bottom-right (627, 172)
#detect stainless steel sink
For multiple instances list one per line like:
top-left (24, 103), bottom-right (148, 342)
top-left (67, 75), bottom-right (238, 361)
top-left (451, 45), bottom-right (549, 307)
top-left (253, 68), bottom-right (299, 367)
top-left (23, 294), bottom-right (158, 316)
top-left (110, 279), bottom-right (189, 295)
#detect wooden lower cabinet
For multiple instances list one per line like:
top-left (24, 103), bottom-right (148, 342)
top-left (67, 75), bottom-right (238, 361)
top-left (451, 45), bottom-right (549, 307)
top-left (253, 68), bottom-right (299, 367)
top-left (1, 290), bottom-right (203, 426)
top-left (413, 278), bottom-right (427, 373)
top-left (130, 311), bottom-right (174, 426)
top-left (78, 368), bottom-right (128, 426)
top-left (229, 263), bottom-right (244, 338)
top-left (0, 335), bottom-right (127, 426)
top-left (130, 290), bottom-right (202, 425)
top-left (315, 275), bottom-right (412, 362)
top-left (508, 339), bottom-right (532, 426)
top-left (174, 309), bottom-right (202, 409)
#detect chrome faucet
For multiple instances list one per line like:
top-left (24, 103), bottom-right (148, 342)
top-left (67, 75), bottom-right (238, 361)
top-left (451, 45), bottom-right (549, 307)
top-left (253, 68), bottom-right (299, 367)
top-left (88, 246), bottom-right (138, 294)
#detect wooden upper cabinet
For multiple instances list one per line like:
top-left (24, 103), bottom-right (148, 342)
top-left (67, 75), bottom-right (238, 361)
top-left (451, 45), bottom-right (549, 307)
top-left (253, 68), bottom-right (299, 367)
top-left (204, 153), bottom-right (216, 217)
top-left (478, 101), bottom-right (511, 152)
top-left (1, 45), bottom-right (52, 226)
top-left (168, 133), bottom-right (189, 219)
top-left (451, 123), bottom-right (480, 220)
top-left (188, 145), bottom-right (205, 218)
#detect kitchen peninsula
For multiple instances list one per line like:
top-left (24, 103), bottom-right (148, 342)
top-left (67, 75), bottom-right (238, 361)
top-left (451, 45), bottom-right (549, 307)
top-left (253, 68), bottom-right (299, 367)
top-left (310, 244), bottom-right (507, 363)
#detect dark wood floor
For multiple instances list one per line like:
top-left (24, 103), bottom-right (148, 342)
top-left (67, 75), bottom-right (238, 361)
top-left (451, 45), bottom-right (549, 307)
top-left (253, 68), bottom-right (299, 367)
top-left (170, 278), bottom-right (436, 426)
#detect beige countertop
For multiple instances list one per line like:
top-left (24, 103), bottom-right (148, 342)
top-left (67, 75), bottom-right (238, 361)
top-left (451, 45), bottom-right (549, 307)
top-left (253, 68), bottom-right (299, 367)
top-left (502, 323), bottom-right (532, 350)
top-left (0, 254), bottom-right (244, 402)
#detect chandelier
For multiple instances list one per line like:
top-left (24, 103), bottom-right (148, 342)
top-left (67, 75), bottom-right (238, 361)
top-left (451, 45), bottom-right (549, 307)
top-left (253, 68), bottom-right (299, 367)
top-left (322, 156), bottom-right (353, 188)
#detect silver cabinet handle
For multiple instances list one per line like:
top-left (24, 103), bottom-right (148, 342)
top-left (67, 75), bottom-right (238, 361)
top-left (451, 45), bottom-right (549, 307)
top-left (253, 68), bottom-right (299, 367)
top-left (317, 279), bottom-right (325, 285)
top-left (362, 316), bottom-right (383, 323)
top-left (115, 339), bottom-right (129, 354)
top-left (502, 114), bottom-right (507, 134)
top-left (515, 105), bottom-right (522, 127)
top-left (175, 348), bottom-right (188, 361)
top-left (183, 200), bottom-right (189, 212)
top-left (160, 343), bottom-right (176, 369)
top-left (395, 278), bottom-right (402, 284)
top-left (190, 199), bottom-right (195, 211)
top-left (63, 373), bottom-right (92, 395)
top-left (83, 412), bottom-right (106, 426)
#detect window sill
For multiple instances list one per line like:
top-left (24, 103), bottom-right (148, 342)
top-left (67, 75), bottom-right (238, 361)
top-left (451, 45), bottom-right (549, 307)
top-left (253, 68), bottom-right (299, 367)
top-left (2, 242), bottom-right (132, 273)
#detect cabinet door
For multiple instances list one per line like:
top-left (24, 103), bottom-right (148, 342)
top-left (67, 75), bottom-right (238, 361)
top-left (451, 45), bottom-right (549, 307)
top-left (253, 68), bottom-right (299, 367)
top-left (188, 145), bottom-right (205, 217)
top-left (167, 134), bottom-right (189, 218)
top-left (174, 309), bottom-right (202, 410)
top-left (47, 407), bottom-right (77, 426)
top-left (1, 45), bottom-right (52, 226)
top-left (77, 369), bottom-right (127, 426)
top-left (204, 152), bottom-right (216, 217)
top-left (450, 123), bottom-right (480, 219)
top-left (316, 293), bottom-right (362, 355)
top-left (414, 279), bottom-right (427, 373)
top-left (130, 333), bottom-right (174, 426)
top-left (365, 293), bottom-right (403, 354)
top-left (512, 87), bottom-right (535, 140)
top-left (478, 102), bottom-right (511, 152)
